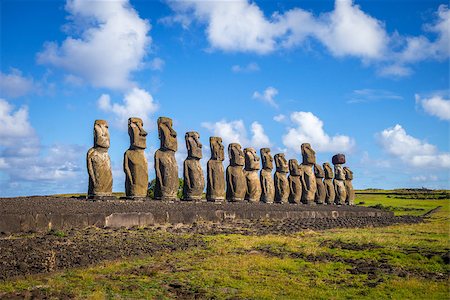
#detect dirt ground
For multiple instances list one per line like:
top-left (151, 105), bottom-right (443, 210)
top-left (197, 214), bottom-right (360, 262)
top-left (0, 215), bottom-right (422, 281)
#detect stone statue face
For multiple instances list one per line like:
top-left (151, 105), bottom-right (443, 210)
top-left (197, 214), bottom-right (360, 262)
top-left (314, 163), bottom-right (325, 178)
top-left (334, 164), bottom-right (345, 180)
top-left (288, 159), bottom-right (301, 176)
top-left (274, 153), bottom-right (288, 173)
top-left (260, 148), bottom-right (273, 170)
top-left (158, 117), bottom-right (177, 152)
top-left (94, 120), bottom-right (110, 149)
top-left (210, 137), bottom-right (224, 161)
top-left (228, 143), bottom-right (244, 166)
top-left (128, 117), bottom-right (147, 150)
top-left (244, 147), bottom-right (260, 171)
top-left (344, 167), bottom-right (353, 180)
top-left (186, 131), bottom-right (202, 159)
top-left (323, 162), bottom-right (333, 179)
top-left (301, 143), bottom-right (316, 165)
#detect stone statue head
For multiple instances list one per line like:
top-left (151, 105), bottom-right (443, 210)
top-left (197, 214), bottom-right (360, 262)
top-left (158, 117), bottom-right (177, 151)
top-left (260, 148), bottom-right (273, 170)
top-left (274, 153), bottom-right (288, 173)
top-left (244, 147), bottom-right (260, 171)
top-left (334, 164), bottom-right (346, 180)
top-left (210, 137), bottom-right (224, 161)
top-left (323, 162), bottom-right (333, 179)
top-left (314, 163), bottom-right (325, 178)
top-left (128, 117), bottom-right (147, 150)
top-left (228, 143), bottom-right (244, 166)
top-left (301, 143), bottom-right (316, 165)
top-left (185, 131), bottom-right (202, 159)
top-left (93, 119), bottom-right (110, 149)
top-left (343, 166), bottom-right (353, 180)
top-left (288, 159), bottom-right (301, 176)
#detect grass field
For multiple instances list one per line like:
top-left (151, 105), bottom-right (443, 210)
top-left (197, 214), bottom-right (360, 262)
top-left (0, 191), bottom-right (449, 299)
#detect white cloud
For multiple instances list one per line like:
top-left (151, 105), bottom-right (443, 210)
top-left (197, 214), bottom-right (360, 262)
top-left (0, 69), bottom-right (34, 98)
top-left (347, 89), bottom-right (403, 104)
top-left (167, 0), bottom-right (389, 60)
top-left (37, 0), bottom-right (151, 90)
top-left (273, 114), bottom-right (286, 122)
top-left (253, 86), bottom-right (279, 108)
top-left (0, 98), bottom-right (84, 195)
top-left (98, 87), bottom-right (158, 128)
top-left (201, 119), bottom-right (271, 149)
top-left (411, 175), bottom-right (438, 182)
top-left (0, 99), bottom-right (35, 147)
top-left (316, 0), bottom-right (388, 59)
top-left (282, 111), bottom-right (355, 153)
top-left (149, 57), bottom-right (165, 71)
top-left (377, 124), bottom-right (450, 168)
top-left (167, 1), bottom-right (448, 75)
top-left (415, 94), bottom-right (450, 121)
top-left (231, 62), bottom-right (260, 73)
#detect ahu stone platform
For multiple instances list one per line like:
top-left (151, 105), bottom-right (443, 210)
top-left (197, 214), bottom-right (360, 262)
top-left (0, 197), bottom-right (393, 234)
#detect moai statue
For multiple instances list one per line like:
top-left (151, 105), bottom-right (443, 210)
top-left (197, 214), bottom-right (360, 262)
top-left (244, 147), bottom-right (262, 202)
top-left (332, 154), bottom-right (347, 205)
top-left (206, 137), bottom-right (225, 202)
top-left (288, 159), bottom-right (302, 204)
top-left (154, 117), bottom-right (178, 201)
top-left (182, 132), bottom-right (204, 201)
top-left (124, 117), bottom-right (148, 199)
top-left (87, 120), bottom-right (113, 199)
top-left (260, 148), bottom-right (275, 203)
top-left (314, 164), bottom-right (326, 204)
top-left (274, 153), bottom-right (289, 203)
top-left (300, 143), bottom-right (317, 205)
top-left (323, 162), bottom-right (335, 205)
top-left (226, 143), bottom-right (246, 201)
top-left (344, 166), bottom-right (355, 205)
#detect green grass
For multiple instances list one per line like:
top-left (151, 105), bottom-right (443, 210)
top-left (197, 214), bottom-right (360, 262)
top-left (1, 192), bottom-right (449, 299)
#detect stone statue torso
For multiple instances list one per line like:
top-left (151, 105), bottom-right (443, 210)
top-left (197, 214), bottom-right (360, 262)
top-left (301, 165), bottom-right (317, 204)
top-left (226, 166), bottom-right (246, 201)
top-left (124, 149), bottom-right (148, 197)
top-left (260, 169), bottom-right (274, 203)
top-left (207, 159), bottom-right (225, 201)
top-left (183, 158), bottom-right (205, 200)
top-left (288, 174), bottom-right (302, 203)
top-left (155, 149), bottom-right (178, 200)
top-left (274, 172), bottom-right (289, 203)
top-left (245, 170), bottom-right (261, 202)
top-left (87, 148), bottom-right (112, 196)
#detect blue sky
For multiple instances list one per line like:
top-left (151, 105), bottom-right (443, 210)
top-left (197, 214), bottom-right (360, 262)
top-left (0, 0), bottom-right (449, 196)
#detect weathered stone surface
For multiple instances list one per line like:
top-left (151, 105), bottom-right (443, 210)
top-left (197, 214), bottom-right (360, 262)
top-left (226, 143), bottom-right (246, 202)
top-left (301, 143), bottom-right (317, 204)
top-left (124, 118), bottom-right (148, 198)
top-left (260, 148), bottom-right (275, 203)
top-left (344, 167), bottom-right (355, 205)
top-left (244, 147), bottom-right (262, 202)
top-left (323, 162), bottom-right (335, 205)
top-left (274, 153), bottom-right (289, 203)
top-left (207, 137), bottom-right (225, 202)
top-left (333, 162), bottom-right (347, 205)
top-left (87, 120), bottom-right (113, 198)
top-left (288, 159), bottom-right (302, 204)
top-left (314, 164), bottom-right (326, 204)
top-left (183, 132), bottom-right (205, 201)
top-left (332, 153), bottom-right (346, 165)
top-left (155, 117), bottom-right (178, 201)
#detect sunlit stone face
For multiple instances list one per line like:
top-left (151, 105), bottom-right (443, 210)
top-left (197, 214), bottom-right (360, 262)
top-left (210, 137), bottom-right (224, 161)
top-left (244, 147), bottom-right (260, 171)
top-left (289, 159), bottom-right (301, 176)
top-left (301, 143), bottom-right (316, 165)
top-left (275, 153), bottom-right (288, 173)
top-left (94, 120), bottom-right (110, 149)
top-left (186, 131), bottom-right (202, 159)
top-left (128, 117), bottom-right (147, 150)
top-left (158, 117), bottom-right (177, 151)
top-left (260, 148), bottom-right (273, 170)
top-left (228, 143), bottom-right (244, 166)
